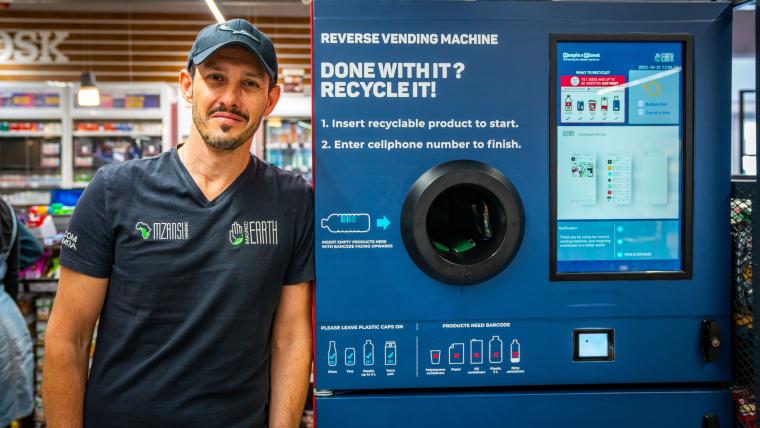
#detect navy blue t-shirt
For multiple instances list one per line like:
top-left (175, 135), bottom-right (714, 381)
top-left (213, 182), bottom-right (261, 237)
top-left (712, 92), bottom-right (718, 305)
top-left (60, 148), bottom-right (314, 427)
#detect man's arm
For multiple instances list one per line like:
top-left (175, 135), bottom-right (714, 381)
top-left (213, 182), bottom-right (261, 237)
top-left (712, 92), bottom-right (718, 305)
top-left (43, 267), bottom-right (108, 428)
top-left (269, 282), bottom-right (312, 428)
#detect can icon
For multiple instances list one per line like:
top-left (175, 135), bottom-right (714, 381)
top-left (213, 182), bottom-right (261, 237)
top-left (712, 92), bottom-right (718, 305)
top-left (345, 347), bottom-right (356, 366)
top-left (489, 336), bottom-right (503, 364)
top-left (363, 340), bottom-right (374, 366)
top-left (385, 341), bottom-right (397, 366)
top-left (510, 339), bottom-right (521, 364)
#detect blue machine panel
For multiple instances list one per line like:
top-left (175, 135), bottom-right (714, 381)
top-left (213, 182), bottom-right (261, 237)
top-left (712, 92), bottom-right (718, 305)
top-left (313, 0), bottom-right (731, 396)
top-left (316, 389), bottom-right (731, 428)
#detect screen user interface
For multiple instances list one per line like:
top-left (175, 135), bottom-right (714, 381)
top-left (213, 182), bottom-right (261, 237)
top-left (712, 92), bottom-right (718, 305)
top-left (555, 41), bottom-right (684, 274)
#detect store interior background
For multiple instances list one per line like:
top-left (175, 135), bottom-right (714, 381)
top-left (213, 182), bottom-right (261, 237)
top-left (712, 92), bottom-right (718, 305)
top-left (0, 0), bottom-right (754, 427)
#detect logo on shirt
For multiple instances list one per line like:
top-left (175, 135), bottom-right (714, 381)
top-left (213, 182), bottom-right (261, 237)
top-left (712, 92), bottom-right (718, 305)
top-left (62, 231), bottom-right (78, 250)
top-left (229, 220), bottom-right (279, 246)
top-left (135, 222), bottom-right (152, 240)
top-left (229, 222), bottom-right (244, 246)
top-left (135, 221), bottom-right (189, 241)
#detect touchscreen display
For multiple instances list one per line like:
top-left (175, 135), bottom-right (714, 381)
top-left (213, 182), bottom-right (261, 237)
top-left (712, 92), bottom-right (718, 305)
top-left (554, 40), bottom-right (686, 275)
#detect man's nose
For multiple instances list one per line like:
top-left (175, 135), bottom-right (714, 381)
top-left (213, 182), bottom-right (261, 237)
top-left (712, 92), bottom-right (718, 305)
top-left (217, 83), bottom-right (244, 111)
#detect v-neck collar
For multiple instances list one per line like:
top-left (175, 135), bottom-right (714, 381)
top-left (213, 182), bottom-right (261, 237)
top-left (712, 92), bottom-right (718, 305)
top-left (171, 145), bottom-right (255, 207)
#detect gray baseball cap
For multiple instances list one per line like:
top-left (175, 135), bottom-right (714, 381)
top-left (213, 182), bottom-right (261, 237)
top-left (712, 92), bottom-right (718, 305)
top-left (188, 18), bottom-right (278, 84)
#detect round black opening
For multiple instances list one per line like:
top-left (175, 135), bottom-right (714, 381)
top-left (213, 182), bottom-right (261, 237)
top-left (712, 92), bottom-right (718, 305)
top-left (401, 160), bottom-right (525, 285)
top-left (426, 184), bottom-right (506, 265)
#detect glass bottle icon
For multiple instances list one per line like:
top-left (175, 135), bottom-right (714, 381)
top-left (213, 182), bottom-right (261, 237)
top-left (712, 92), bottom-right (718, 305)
top-left (328, 341), bottom-right (337, 367)
top-left (363, 340), bottom-right (374, 366)
top-left (601, 97), bottom-right (608, 111)
top-left (564, 95), bottom-right (572, 111)
top-left (488, 336), bottom-right (503, 364)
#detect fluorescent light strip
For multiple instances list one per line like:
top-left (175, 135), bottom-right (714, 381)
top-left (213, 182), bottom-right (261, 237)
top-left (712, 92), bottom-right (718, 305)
top-left (205, 0), bottom-right (226, 23)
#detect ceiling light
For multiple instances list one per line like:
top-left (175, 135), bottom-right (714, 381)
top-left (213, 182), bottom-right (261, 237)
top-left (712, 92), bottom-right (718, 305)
top-left (77, 71), bottom-right (100, 107)
top-left (205, 0), bottom-right (226, 23)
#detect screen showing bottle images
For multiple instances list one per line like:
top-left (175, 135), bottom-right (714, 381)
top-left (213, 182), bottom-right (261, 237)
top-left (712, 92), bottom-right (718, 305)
top-left (554, 40), bottom-right (685, 274)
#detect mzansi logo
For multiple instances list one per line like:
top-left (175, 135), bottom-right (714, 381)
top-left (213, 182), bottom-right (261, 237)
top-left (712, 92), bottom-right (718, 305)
top-left (135, 222), bottom-right (152, 240)
top-left (135, 221), bottom-right (189, 241)
top-left (229, 222), bottom-right (244, 246)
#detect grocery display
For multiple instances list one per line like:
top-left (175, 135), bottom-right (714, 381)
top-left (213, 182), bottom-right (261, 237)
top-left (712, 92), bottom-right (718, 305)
top-left (0, 84), bottom-right (66, 188)
top-left (70, 84), bottom-right (174, 184)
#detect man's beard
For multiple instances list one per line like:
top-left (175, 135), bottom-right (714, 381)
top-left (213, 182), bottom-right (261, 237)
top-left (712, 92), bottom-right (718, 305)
top-left (192, 103), bottom-right (262, 151)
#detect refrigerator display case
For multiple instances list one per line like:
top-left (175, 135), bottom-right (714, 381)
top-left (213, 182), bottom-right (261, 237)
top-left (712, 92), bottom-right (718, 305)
top-left (71, 83), bottom-right (173, 184)
top-left (0, 83), bottom-right (66, 188)
top-left (263, 117), bottom-right (312, 181)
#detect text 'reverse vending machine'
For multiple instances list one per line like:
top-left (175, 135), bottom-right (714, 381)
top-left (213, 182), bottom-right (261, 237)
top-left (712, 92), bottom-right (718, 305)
top-left (313, 1), bottom-right (732, 426)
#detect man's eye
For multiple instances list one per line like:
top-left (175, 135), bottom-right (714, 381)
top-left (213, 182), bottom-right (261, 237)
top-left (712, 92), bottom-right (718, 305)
top-left (243, 80), bottom-right (259, 88)
top-left (207, 74), bottom-right (224, 81)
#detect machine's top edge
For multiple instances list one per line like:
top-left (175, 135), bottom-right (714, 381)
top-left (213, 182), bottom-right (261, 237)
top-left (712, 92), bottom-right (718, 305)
top-left (313, 0), bottom-right (731, 21)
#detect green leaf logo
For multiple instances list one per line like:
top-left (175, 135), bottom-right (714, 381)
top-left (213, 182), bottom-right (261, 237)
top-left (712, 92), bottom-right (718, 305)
top-left (229, 222), bottom-right (244, 247)
top-left (135, 222), bottom-right (151, 240)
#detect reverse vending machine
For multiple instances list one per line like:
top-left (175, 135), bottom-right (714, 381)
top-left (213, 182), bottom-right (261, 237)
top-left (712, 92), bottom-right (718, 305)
top-left (313, 1), bottom-right (732, 426)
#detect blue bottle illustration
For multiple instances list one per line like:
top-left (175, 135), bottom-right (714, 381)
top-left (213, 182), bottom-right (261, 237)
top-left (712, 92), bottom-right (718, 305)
top-left (363, 340), bottom-right (374, 366)
top-left (321, 213), bottom-right (371, 233)
top-left (328, 341), bottom-right (337, 367)
top-left (613, 96), bottom-right (621, 111)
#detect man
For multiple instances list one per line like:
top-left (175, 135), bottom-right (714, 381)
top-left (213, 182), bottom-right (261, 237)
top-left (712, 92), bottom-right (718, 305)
top-left (43, 19), bottom-right (313, 428)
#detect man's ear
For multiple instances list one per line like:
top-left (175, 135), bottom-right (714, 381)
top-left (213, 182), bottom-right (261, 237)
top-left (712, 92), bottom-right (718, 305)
top-left (179, 68), bottom-right (193, 103)
top-left (263, 83), bottom-right (281, 117)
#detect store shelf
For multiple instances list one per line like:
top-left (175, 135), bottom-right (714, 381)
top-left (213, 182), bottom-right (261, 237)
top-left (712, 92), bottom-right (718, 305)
top-left (72, 108), bottom-right (163, 120)
top-left (267, 142), bottom-right (312, 150)
top-left (0, 183), bottom-right (63, 190)
top-left (73, 131), bottom-right (162, 138)
top-left (22, 278), bottom-right (58, 293)
top-left (0, 108), bottom-right (63, 120)
top-left (0, 184), bottom-right (78, 190)
top-left (0, 131), bottom-right (62, 138)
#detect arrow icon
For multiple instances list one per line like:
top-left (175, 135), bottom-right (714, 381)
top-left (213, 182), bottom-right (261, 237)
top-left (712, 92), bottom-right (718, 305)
top-left (376, 215), bottom-right (391, 230)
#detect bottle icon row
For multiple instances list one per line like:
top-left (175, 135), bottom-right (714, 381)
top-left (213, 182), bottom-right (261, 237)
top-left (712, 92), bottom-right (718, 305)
top-left (430, 337), bottom-right (521, 365)
top-left (328, 340), bottom-right (396, 367)
top-left (565, 95), bottom-right (620, 112)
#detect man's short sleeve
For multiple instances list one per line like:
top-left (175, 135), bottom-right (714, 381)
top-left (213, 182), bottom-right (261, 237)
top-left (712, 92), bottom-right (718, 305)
top-left (59, 168), bottom-right (113, 278)
top-left (283, 183), bottom-right (315, 285)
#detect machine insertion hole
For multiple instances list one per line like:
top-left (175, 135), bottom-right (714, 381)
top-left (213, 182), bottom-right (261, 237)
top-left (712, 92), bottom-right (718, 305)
top-left (426, 184), bottom-right (507, 265)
